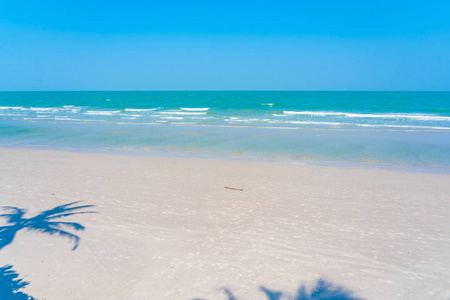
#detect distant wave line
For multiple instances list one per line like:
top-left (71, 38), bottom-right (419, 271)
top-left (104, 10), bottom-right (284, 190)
top-left (180, 107), bottom-right (210, 111)
top-left (29, 107), bottom-right (60, 111)
top-left (160, 116), bottom-right (184, 120)
top-left (84, 110), bottom-right (121, 115)
top-left (125, 108), bottom-right (157, 112)
top-left (158, 111), bottom-right (207, 115)
top-left (282, 111), bottom-right (450, 121)
top-left (0, 106), bottom-right (81, 112)
top-left (0, 106), bottom-right (24, 110)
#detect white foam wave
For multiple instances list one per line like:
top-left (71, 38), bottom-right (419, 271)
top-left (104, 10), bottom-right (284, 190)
top-left (180, 107), bottom-right (210, 111)
top-left (283, 111), bottom-right (450, 121)
top-left (282, 121), bottom-right (449, 130)
top-left (344, 113), bottom-right (450, 121)
top-left (0, 106), bottom-right (24, 110)
top-left (125, 108), bottom-right (157, 112)
top-left (189, 117), bottom-right (209, 120)
top-left (283, 111), bottom-right (338, 116)
top-left (55, 117), bottom-right (104, 122)
top-left (158, 111), bottom-right (207, 116)
top-left (160, 116), bottom-right (184, 120)
top-left (35, 110), bottom-right (57, 114)
top-left (85, 110), bottom-right (121, 116)
top-left (0, 113), bottom-right (25, 116)
top-left (29, 107), bottom-right (59, 112)
top-left (261, 103), bottom-right (274, 106)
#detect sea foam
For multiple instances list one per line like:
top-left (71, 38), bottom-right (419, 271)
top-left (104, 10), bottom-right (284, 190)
top-left (180, 107), bottom-right (210, 111)
top-left (159, 111), bottom-right (207, 115)
top-left (283, 111), bottom-right (450, 121)
top-left (125, 108), bottom-right (157, 112)
top-left (85, 110), bottom-right (121, 115)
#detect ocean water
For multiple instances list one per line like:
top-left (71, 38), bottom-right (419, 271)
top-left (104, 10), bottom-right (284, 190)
top-left (1, 91), bottom-right (449, 172)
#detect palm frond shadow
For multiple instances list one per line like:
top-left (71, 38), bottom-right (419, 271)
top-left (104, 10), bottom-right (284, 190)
top-left (0, 202), bottom-right (96, 251)
top-left (259, 279), bottom-right (363, 300)
top-left (221, 288), bottom-right (238, 300)
top-left (0, 265), bottom-right (36, 300)
top-left (193, 279), bottom-right (363, 300)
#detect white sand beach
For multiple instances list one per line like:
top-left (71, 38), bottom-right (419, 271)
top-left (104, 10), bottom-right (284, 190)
top-left (1, 147), bottom-right (449, 299)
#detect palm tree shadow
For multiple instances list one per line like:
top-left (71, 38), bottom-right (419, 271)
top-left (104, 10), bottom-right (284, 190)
top-left (196, 279), bottom-right (363, 300)
top-left (0, 202), bottom-right (96, 251)
top-left (260, 279), bottom-right (363, 300)
top-left (0, 265), bottom-right (36, 300)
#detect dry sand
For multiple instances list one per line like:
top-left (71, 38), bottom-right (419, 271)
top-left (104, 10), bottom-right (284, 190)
top-left (0, 147), bottom-right (449, 299)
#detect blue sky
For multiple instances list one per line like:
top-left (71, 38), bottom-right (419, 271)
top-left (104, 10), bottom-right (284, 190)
top-left (1, 0), bottom-right (449, 91)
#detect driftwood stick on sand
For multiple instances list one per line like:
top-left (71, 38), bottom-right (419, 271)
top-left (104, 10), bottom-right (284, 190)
top-left (224, 186), bottom-right (244, 191)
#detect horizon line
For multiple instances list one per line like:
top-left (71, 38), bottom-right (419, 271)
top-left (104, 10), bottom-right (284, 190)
top-left (1, 90), bottom-right (449, 93)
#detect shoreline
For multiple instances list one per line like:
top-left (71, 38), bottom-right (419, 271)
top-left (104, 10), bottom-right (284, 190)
top-left (1, 147), bottom-right (449, 299)
top-left (2, 143), bottom-right (449, 175)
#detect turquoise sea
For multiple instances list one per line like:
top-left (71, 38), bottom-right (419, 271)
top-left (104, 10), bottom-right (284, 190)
top-left (1, 91), bottom-right (449, 172)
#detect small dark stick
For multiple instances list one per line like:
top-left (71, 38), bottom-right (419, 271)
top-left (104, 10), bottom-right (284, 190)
top-left (224, 186), bottom-right (243, 191)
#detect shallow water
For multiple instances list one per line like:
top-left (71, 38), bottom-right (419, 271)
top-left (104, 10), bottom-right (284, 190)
top-left (1, 91), bottom-right (449, 172)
